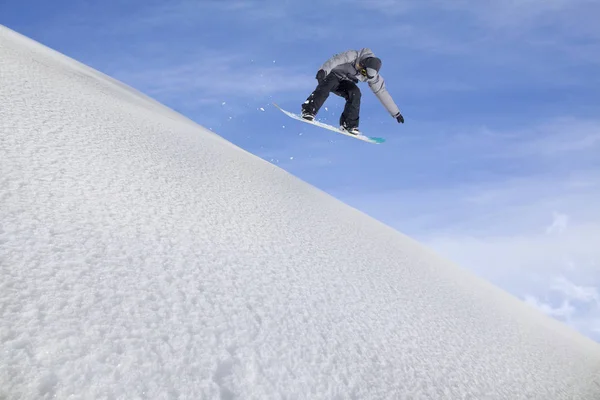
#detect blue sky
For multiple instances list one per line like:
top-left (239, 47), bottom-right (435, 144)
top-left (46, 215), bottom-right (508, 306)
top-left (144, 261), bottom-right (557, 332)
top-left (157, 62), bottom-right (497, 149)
top-left (3, 0), bottom-right (600, 341)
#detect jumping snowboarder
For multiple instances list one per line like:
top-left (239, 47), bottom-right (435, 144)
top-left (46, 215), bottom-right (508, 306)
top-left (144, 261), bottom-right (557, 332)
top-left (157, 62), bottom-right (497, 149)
top-left (301, 48), bottom-right (404, 135)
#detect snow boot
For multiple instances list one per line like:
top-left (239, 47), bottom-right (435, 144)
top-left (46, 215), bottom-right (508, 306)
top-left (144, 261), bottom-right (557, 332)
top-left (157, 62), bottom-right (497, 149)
top-left (340, 123), bottom-right (360, 135)
top-left (301, 110), bottom-right (315, 121)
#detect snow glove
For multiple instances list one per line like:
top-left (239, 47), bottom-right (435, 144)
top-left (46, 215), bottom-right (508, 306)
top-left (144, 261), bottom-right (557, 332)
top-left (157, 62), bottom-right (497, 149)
top-left (316, 69), bottom-right (326, 84)
top-left (394, 112), bottom-right (404, 123)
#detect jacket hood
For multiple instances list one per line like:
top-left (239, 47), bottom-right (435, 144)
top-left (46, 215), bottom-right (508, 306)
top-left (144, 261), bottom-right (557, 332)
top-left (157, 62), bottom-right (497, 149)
top-left (357, 48), bottom-right (376, 61)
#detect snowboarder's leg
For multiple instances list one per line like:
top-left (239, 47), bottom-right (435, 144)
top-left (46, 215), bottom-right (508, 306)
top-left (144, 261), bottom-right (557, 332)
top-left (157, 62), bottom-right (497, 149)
top-left (301, 74), bottom-right (340, 119)
top-left (335, 81), bottom-right (361, 133)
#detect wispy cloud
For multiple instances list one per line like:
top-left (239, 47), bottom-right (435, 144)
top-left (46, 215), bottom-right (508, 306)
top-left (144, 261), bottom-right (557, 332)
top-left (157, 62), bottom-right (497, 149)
top-left (355, 0), bottom-right (599, 37)
top-left (426, 213), bottom-right (600, 340)
top-left (525, 274), bottom-right (600, 338)
top-left (448, 0), bottom-right (599, 37)
top-left (524, 295), bottom-right (576, 319)
top-left (506, 119), bottom-right (600, 157)
top-left (48, 1), bottom-right (330, 120)
top-left (390, 117), bottom-right (600, 181)
top-left (348, 0), bottom-right (600, 87)
top-left (113, 56), bottom-right (313, 106)
top-left (59, 1), bottom-right (293, 36)
top-left (551, 276), bottom-right (600, 305)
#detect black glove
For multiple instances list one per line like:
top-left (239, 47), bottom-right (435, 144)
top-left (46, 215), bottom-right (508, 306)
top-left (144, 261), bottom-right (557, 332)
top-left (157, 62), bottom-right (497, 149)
top-left (316, 69), bottom-right (326, 84)
top-left (395, 112), bottom-right (404, 124)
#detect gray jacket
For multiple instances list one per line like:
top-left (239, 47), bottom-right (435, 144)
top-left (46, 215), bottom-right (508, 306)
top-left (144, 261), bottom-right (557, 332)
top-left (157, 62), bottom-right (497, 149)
top-left (319, 48), bottom-right (401, 118)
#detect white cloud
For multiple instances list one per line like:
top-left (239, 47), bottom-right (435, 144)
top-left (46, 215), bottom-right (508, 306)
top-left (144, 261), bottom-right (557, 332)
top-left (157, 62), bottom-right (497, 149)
top-left (524, 275), bottom-right (600, 339)
top-left (551, 276), bottom-right (600, 305)
top-left (546, 212), bottom-right (569, 234)
top-left (524, 295), bottom-right (575, 319)
top-left (425, 216), bottom-right (600, 341)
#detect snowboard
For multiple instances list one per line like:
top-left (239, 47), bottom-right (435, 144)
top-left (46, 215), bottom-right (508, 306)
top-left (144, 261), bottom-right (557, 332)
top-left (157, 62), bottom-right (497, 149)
top-left (272, 103), bottom-right (385, 144)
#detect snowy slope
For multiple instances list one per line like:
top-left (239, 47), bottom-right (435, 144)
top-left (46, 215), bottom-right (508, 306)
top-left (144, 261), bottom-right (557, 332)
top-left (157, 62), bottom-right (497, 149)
top-left (1, 25), bottom-right (600, 400)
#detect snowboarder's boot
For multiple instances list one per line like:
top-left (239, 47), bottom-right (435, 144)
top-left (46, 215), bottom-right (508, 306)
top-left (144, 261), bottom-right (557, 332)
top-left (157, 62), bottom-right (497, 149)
top-left (340, 122), bottom-right (360, 135)
top-left (301, 109), bottom-right (315, 121)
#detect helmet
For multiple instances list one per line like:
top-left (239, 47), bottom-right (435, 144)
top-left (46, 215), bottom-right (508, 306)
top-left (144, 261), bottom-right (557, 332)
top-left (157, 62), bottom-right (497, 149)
top-left (359, 57), bottom-right (382, 79)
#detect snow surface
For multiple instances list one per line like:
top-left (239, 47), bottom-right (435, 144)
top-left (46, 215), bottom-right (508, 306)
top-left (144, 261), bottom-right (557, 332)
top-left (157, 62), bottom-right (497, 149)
top-left (2, 24), bottom-right (600, 400)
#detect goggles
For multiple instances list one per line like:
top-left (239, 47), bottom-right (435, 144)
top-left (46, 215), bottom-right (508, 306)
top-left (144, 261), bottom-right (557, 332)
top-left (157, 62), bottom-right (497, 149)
top-left (359, 66), bottom-right (377, 79)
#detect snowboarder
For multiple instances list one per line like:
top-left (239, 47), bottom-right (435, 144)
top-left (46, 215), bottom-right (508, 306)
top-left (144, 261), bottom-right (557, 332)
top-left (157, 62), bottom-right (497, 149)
top-left (301, 48), bottom-right (404, 135)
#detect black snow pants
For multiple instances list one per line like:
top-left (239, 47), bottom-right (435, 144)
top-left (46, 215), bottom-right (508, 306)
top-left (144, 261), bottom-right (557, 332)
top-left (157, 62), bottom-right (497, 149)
top-left (302, 74), bottom-right (361, 128)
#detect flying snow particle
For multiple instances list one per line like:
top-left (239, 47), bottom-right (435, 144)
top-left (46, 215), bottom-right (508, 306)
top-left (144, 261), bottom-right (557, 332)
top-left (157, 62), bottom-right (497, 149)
top-left (290, 156), bottom-right (294, 160)
top-left (259, 107), bottom-right (265, 111)
top-left (222, 102), bottom-right (226, 106)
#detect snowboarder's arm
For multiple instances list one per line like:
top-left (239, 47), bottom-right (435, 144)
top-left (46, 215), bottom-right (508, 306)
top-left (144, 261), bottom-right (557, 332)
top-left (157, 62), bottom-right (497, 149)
top-left (368, 74), bottom-right (403, 121)
top-left (319, 50), bottom-right (359, 75)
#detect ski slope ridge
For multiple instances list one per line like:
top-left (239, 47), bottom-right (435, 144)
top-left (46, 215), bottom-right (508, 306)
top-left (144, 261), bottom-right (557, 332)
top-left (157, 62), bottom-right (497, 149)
top-left (1, 25), bottom-right (599, 400)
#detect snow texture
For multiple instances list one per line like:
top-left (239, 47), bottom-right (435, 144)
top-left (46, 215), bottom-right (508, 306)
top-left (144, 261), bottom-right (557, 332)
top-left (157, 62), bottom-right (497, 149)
top-left (2, 24), bottom-right (600, 400)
